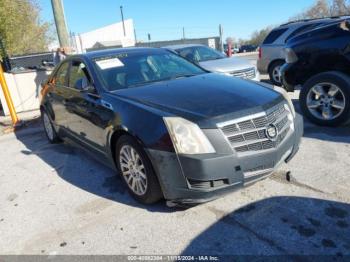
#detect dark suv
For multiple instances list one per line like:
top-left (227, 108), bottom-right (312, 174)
top-left (258, 16), bottom-right (349, 86)
top-left (281, 19), bottom-right (350, 126)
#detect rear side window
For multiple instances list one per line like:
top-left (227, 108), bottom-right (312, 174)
top-left (285, 23), bottom-right (322, 42)
top-left (263, 28), bottom-right (288, 44)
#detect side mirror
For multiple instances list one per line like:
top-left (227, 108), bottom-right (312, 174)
top-left (340, 20), bottom-right (350, 31)
top-left (82, 85), bottom-right (96, 93)
top-left (345, 20), bottom-right (350, 31)
top-left (75, 78), bottom-right (95, 93)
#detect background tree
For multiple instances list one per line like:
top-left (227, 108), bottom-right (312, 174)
top-left (0, 0), bottom-right (53, 58)
top-left (247, 27), bottom-right (273, 46)
top-left (330, 0), bottom-right (350, 15)
top-left (291, 0), bottom-right (350, 20)
top-left (225, 37), bottom-right (235, 45)
top-left (237, 38), bottom-right (246, 46)
top-left (243, 0), bottom-right (350, 46)
top-left (304, 0), bottom-right (331, 18)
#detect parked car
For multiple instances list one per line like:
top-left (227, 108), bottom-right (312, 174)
top-left (239, 45), bottom-right (257, 53)
top-left (164, 44), bottom-right (260, 81)
top-left (40, 47), bottom-right (303, 205)
top-left (223, 44), bottom-right (239, 54)
top-left (281, 19), bottom-right (350, 126)
top-left (257, 16), bottom-right (348, 86)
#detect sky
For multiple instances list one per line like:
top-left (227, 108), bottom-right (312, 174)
top-left (37, 0), bottom-right (316, 42)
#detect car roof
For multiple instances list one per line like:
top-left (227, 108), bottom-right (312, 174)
top-left (163, 44), bottom-right (205, 50)
top-left (72, 47), bottom-right (167, 60)
top-left (262, 17), bottom-right (349, 45)
top-left (278, 16), bottom-right (350, 29)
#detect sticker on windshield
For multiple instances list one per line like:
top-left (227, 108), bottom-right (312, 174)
top-left (96, 58), bottom-right (124, 70)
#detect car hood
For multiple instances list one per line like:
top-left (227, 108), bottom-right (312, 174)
top-left (199, 57), bottom-right (254, 73)
top-left (112, 73), bottom-right (282, 127)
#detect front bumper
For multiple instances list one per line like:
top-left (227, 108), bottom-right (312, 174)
top-left (257, 58), bottom-right (268, 75)
top-left (147, 114), bottom-right (303, 204)
top-left (280, 63), bottom-right (299, 92)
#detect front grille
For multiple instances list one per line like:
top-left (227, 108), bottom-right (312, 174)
top-left (219, 103), bottom-right (292, 154)
top-left (230, 67), bottom-right (256, 79)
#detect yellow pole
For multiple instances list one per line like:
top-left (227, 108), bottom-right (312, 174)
top-left (0, 63), bottom-right (19, 125)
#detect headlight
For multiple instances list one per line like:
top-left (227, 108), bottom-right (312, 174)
top-left (163, 117), bottom-right (216, 154)
top-left (284, 48), bottom-right (298, 63)
top-left (273, 86), bottom-right (296, 118)
top-left (275, 87), bottom-right (296, 132)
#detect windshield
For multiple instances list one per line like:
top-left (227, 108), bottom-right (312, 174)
top-left (93, 50), bottom-right (206, 91)
top-left (177, 46), bottom-right (226, 62)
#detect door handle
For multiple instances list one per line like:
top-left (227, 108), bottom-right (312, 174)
top-left (101, 100), bottom-right (113, 110)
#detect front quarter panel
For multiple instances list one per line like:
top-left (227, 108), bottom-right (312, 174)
top-left (104, 93), bottom-right (174, 154)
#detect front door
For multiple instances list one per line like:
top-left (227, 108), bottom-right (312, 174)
top-left (48, 61), bottom-right (70, 128)
top-left (65, 60), bottom-right (113, 153)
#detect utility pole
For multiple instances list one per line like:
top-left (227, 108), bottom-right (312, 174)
top-left (219, 24), bottom-right (224, 52)
top-left (148, 33), bottom-right (151, 47)
top-left (51, 0), bottom-right (70, 48)
top-left (120, 6), bottom-right (126, 36)
top-left (134, 29), bottom-right (138, 44)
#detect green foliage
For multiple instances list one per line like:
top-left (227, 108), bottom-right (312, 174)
top-left (245, 27), bottom-right (273, 46)
top-left (0, 0), bottom-right (53, 57)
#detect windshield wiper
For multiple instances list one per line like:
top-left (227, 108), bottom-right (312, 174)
top-left (128, 77), bottom-right (173, 88)
top-left (172, 74), bottom-right (197, 79)
top-left (127, 74), bottom-right (201, 88)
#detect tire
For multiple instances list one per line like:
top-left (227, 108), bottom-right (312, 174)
top-left (300, 71), bottom-right (350, 127)
top-left (41, 109), bottom-right (61, 143)
top-left (115, 135), bottom-right (163, 204)
top-left (268, 60), bottom-right (284, 86)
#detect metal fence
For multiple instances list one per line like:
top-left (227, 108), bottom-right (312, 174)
top-left (5, 52), bottom-right (55, 72)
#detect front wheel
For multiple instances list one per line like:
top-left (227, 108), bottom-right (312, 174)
top-left (300, 71), bottom-right (350, 126)
top-left (115, 135), bottom-right (163, 204)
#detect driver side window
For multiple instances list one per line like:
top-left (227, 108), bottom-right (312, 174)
top-left (53, 62), bottom-right (69, 86)
top-left (69, 61), bottom-right (92, 90)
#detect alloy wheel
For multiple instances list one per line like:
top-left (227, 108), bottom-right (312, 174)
top-left (306, 82), bottom-right (346, 121)
top-left (272, 66), bottom-right (281, 84)
top-left (119, 145), bottom-right (148, 196)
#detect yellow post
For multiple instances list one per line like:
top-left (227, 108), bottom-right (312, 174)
top-left (0, 63), bottom-right (19, 125)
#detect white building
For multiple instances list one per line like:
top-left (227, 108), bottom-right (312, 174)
top-left (72, 19), bottom-right (135, 53)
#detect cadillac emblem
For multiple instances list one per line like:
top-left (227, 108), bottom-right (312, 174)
top-left (266, 124), bottom-right (278, 140)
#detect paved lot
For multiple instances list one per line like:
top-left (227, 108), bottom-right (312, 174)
top-left (0, 72), bottom-right (350, 256)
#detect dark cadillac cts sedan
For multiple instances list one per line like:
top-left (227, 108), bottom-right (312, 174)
top-left (40, 48), bottom-right (303, 205)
